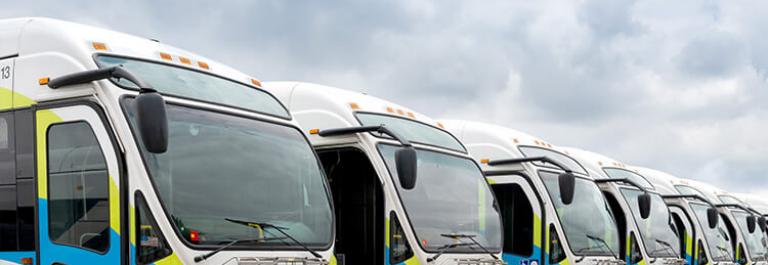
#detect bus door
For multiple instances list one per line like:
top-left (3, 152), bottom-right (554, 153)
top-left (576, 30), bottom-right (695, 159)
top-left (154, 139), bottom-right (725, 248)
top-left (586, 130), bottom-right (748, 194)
top-left (669, 206), bottom-right (695, 265)
top-left (489, 174), bottom-right (544, 265)
top-left (36, 104), bottom-right (123, 264)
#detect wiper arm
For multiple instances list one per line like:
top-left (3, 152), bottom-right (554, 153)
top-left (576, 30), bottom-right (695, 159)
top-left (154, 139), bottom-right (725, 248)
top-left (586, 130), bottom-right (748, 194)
top-left (586, 234), bottom-right (619, 259)
top-left (439, 233), bottom-right (499, 260)
top-left (427, 242), bottom-right (477, 262)
top-left (224, 218), bottom-right (323, 258)
top-left (193, 237), bottom-right (287, 262)
top-left (655, 239), bottom-right (678, 257)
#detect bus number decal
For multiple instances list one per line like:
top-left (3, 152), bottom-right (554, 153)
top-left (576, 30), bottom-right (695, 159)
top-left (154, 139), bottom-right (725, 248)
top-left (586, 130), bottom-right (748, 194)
top-left (0, 65), bottom-right (10, 79)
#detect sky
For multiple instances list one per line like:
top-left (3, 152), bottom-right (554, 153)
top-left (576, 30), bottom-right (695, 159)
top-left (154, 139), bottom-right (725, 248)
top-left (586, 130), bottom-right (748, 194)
top-left (3, 0), bottom-right (767, 195)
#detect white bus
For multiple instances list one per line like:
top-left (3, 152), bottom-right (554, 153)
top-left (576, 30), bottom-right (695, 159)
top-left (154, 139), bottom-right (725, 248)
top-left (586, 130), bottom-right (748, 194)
top-left (683, 181), bottom-right (767, 265)
top-left (439, 120), bottom-right (624, 265)
top-left (561, 148), bottom-right (687, 265)
top-left (632, 167), bottom-right (736, 265)
top-left (0, 18), bottom-right (336, 265)
top-left (264, 82), bottom-right (504, 265)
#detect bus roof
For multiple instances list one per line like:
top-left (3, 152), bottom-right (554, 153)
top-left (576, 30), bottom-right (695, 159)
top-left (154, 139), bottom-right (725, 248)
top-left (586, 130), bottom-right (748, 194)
top-left (734, 193), bottom-right (768, 215)
top-left (557, 147), bottom-right (628, 178)
top-left (2, 17), bottom-right (259, 102)
top-left (629, 166), bottom-right (681, 196)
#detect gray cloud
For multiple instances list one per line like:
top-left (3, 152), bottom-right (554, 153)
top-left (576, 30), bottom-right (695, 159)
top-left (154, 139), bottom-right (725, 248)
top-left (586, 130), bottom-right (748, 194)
top-left (2, 0), bottom-right (767, 194)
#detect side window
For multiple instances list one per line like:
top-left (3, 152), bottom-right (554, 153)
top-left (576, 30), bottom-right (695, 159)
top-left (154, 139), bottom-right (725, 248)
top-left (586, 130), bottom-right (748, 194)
top-left (390, 212), bottom-right (413, 264)
top-left (0, 110), bottom-right (36, 251)
top-left (136, 192), bottom-right (172, 264)
top-left (47, 122), bottom-right (110, 252)
top-left (549, 224), bottom-right (566, 264)
top-left (493, 183), bottom-right (534, 256)
top-left (0, 112), bottom-right (15, 251)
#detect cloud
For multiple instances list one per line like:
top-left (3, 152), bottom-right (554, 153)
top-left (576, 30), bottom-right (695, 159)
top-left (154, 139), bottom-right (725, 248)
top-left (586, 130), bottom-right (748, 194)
top-left (2, 0), bottom-right (766, 194)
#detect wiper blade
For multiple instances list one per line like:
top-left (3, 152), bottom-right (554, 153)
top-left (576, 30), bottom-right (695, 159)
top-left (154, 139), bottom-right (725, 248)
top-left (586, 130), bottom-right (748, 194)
top-left (427, 242), bottom-right (477, 262)
top-left (224, 218), bottom-right (323, 259)
top-left (586, 234), bottom-right (618, 259)
top-left (193, 237), bottom-right (287, 262)
top-left (436, 233), bottom-right (499, 260)
top-left (654, 239), bottom-right (678, 257)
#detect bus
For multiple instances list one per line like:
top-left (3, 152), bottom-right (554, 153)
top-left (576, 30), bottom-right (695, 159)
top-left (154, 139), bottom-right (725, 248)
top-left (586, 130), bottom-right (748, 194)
top-left (561, 148), bottom-right (686, 265)
top-left (632, 167), bottom-right (736, 265)
top-left (439, 120), bottom-right (625, 265)
top-left (733, 194), bottom-right (768, 246)
top-left (0, 18), bottom-right (335, 265)
top-left (684, 181), bottom-right (767, 265)
top-left (264, 82), bottom-right (505, 265)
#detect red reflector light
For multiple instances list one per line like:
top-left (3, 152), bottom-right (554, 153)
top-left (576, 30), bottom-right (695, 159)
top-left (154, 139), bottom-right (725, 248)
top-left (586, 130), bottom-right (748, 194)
top-left (21, 258), bottom-right (32, 265)
top-left (190, 230), bottom-right (200, 243)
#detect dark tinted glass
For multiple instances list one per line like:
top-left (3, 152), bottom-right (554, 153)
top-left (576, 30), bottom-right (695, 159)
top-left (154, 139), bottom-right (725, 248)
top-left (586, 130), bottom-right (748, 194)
top-left (390, 213), bottom-right (413, 264)
top-left (0, 113), bottom-right (13, 185)
top-left (16, 179), bottom-right (34, 250)
top-left (47, 122), bottom-right (110, 252)
top-left (493, 183), bottom-right (534, 256)
top-left (14, 110), bottom-right (33, 180)
top-left (0, 185), bottom-right (16, 250)
top-left (136, 193), bottom-right (172, 264)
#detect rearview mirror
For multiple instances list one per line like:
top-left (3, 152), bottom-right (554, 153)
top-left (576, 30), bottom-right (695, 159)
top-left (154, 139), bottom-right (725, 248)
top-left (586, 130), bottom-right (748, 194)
top-left (707, 207), bottom-right (719, 229)
top-left (135, 91), bottom-right (168, 153)
top-left (747, 215), bottom-right (757, 233)
top-left (558, 172), bottom-right (576, 205)
top-left (638, 193), bottom-right (652, 219)
top-left (395, 147), bottom-right (417, 190)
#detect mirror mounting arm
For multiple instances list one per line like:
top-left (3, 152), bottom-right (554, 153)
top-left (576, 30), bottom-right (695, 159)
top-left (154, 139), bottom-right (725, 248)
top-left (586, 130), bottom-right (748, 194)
top-left (48, 66), bottom-right (154, 92)
top-left (318, 125), bottom-right (412, 147)
top-left (594, 178), bottom-right (650, 193)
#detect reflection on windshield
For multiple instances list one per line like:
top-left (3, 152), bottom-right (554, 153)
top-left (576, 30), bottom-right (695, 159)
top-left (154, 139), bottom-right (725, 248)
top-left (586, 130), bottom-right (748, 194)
top-left (621, 189), bottom-right (679, 257)
top-left (690, 203), bottom-right (733, 261)
top-left (541, 172), bottom-right (619, 256)
top-left (124, 100), bottom-right (333, 247)
top-left (378, 144), bottom-right (502, 253)
top-left (604, 168), bottom-right (654, 190)
top-left (732, 211), bottom-right (767, 260)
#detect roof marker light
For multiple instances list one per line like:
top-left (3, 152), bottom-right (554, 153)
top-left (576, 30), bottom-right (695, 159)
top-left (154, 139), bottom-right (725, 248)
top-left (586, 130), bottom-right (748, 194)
top-left (349, 102), bottom-right (360, 110)
top-left (179, 56), bottom-right (192, 65)
top-left (437, 122), bottom-right (444, 128)
top-left (407, 112), bottom-right (415, 118)
top-left (159, 52), bottom-right (173, 61)
top-left (38, 78), bottom-right (50, 86)
top-left (250, 78), bottom-right (262, 87)
top-left (513, 138), bottom-right (519, 144)
top-left (386, 107), bottom-right (395, 113)
top-left (309, 128), bottom-right (320, 135)
top-left (480, 158), bottom-right (490, 164)
top-left (396, 109), bottom-right (405, 115)
top-left (197, 61), bottom-right (210, 69)
top-left (92, 42), bottom-right (108, 51)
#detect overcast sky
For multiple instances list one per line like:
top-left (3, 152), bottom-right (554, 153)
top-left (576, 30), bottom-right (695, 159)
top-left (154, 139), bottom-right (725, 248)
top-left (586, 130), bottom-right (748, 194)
top-left (4, 1), bottom-right (767, 195)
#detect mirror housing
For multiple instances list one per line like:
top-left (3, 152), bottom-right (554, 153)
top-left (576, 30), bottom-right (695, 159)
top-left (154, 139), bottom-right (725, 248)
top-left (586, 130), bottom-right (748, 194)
top-left (758, 216), bottom-right (767, 232)
top-left (395, 147), bottom-right (417, 190)
top-left (638, 193), bottom-right (652, 219)
top-left (135, 91), bottom-right (168, 153)
top-left (707, 208), bottom-right (719, 229)
top-left (558, 172), bottom-right (576, 205)
top-left (747, 215), bottom-right (757, 233)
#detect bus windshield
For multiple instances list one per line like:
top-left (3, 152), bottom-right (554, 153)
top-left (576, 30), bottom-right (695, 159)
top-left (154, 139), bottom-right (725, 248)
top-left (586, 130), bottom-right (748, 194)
top-left (542, 172), bottom-right (619, 257)
top-left (518, 146), bottom-right (588, 175)
top-left (690, 203), bottom-right (733, 262)
top-left (621, 189), bottom-right (680, 257)
top-left (731, 211), bottom-right (767, 260)
top-left (97, 55), bottom-right (290, 119)
top-left (123, 100), bottom-right (333, 248)
top-left (604, 168), bottom-right (654, 190)
top-left (378, 144), bottom-right (502, 253)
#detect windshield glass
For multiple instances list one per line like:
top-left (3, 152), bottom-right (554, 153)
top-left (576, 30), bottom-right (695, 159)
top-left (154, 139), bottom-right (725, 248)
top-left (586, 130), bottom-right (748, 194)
top-left (518, 146), bottom-right (588, 175)
top-left (621, 189), bottom-right (680, 257)
top-left (378, 144), bottom-right (501, 253)
top-left (356, 113), bottom-right (465, 152)
top-left (732, 211), bottom-right (767, 260)
top-left (674, 185), bottom-right (707, 198)
top-left (718, 195), bottom-right (744, 206)
top-left (604, 168), bottom-right (654, 190)
top-left (123, 100), bottom-right (333, 248)
top-left (541, 172), bottom-right (619, 256)
top-left (690, 203), bottom-right (733, 261)
top-left (98, 56), bottom-right (289, 118)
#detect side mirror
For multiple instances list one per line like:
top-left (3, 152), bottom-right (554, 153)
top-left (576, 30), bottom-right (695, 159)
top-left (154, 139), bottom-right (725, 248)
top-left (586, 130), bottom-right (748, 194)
top-left (558, 172), bottom-right (576, 205)
top-left (135, 91), bottom-right (168, 153)
top-left (707, 207), bottom-right (719, 229)
top-left (638, 193), bottom-right (652, 219)
top-left (395, 147), bottom-right (417, 190)
top-left (758, 217), bottom-right (767, 232)
top-left (747, 215), bottom-right (757, 233)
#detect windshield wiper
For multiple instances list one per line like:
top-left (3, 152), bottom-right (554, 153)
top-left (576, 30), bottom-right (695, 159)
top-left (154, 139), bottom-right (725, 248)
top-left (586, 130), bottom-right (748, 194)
top-left (713, 245), bottom-right (732, 261)
top-left (193, 237), bottom-right (287, 262)
top-left (426, 242), bottom-right (477, 262)
top-left (654, 239), bottom-right (678, 257)
top-left (224, 218), bottom-right (323, 258)
top-left (585, 234), bottom-right (618, 259)
top-left (433, 233), bottom-right (499, 261)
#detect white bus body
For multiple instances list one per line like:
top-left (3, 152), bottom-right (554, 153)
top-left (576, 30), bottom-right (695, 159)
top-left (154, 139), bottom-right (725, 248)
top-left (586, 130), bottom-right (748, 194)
top-left (438, 120), bottom-right (624, 265)
top-left (264, 82), bottom-right (504, 265)
top-left (631, 167), bottom-right (737, 265)
top-left (561, 148), bottom-right (686, 265)
top-left (0, 17), bottom-right (336, 265)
